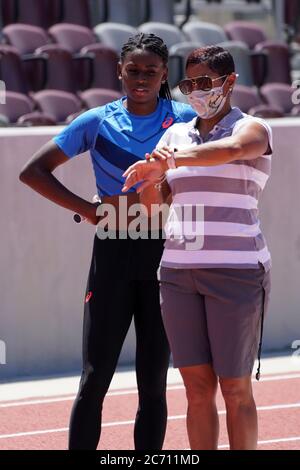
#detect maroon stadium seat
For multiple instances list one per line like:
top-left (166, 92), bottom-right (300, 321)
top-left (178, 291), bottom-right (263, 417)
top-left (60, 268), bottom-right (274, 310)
top-left (2, 23), bottom-right (50, 55)
top-left (0, 45), bottom-right (30, 93)
top-left (248, 104), bottom-right (284, 118)
top-left (49, 23), bottom-right (97, 53)
top-left (260, 83), bottom-right (297, 115)
top-left (231, 84), bottom-right (261, 113)
top-left (79, 88), bottom-right (122, 108)
top-left (33, 89), bottom-right (83, 123)
top-left (255, 40), bottom-right (291, 84)
top-left (81, 44), bottom-right (121, 91)
top-left (17, 111), bottom-right (57, 126)
top-left (34, 44), bottom-right (78, 92)
top-left (224, 21), bottom-right (267, 50)
top-left (0, 90), bottom-right (34, 122)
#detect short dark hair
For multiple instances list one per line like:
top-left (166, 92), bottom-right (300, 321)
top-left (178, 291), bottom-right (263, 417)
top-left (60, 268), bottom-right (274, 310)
top-left (186, 45), bottom-right (235, 77)
top-left (120, 33), bottom-right (171, 100)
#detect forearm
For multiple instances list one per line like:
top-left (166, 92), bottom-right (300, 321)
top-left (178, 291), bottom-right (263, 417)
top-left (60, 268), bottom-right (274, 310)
top-left (174, 137), bottom-right (243, 167)
top-left (20, 167), bottom-right (93, 216)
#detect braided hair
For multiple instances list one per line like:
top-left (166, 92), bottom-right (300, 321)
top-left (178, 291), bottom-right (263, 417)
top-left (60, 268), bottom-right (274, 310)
top-left (120, 33), bottom-right (172, 100)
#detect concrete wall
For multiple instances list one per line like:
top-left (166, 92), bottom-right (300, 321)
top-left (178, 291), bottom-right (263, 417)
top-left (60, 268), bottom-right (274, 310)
top-left (0, 120), bottom-right (299, 379)
top-left (258, 119), bottom-right (300, 353)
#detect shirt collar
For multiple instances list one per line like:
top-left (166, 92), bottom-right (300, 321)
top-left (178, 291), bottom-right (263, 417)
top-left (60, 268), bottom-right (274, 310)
top-left (188, 107), bottom-right (244, 139)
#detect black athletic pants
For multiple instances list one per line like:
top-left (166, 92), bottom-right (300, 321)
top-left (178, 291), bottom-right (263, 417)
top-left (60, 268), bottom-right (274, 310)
top-left (69, 234), bottom-right (170, 450)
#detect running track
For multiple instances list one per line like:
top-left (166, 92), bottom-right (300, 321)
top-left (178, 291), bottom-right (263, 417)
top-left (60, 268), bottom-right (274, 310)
top-left (0, 372), bottom-right (299, 450)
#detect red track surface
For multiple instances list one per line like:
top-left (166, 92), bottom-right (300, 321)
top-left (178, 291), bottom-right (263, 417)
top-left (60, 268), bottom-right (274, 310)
top-left (0, 373), bottom-right (299, 450)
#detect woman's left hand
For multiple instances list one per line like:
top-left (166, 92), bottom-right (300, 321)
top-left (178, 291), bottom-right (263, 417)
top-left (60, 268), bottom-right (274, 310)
top-left (122, 156), bottom-right (167, 193)
top-left (147, 146), bottom-right (173, 163)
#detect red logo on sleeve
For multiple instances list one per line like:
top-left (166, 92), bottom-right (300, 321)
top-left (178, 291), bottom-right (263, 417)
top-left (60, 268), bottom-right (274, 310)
top-left (162, 117), bottom-right (174, 129)
top-left (85, 292), bottom-right (93, 303)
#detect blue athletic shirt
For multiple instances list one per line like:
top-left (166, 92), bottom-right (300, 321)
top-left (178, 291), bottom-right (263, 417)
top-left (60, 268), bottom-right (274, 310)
top-left (53, 97), bottom-right (196, 197)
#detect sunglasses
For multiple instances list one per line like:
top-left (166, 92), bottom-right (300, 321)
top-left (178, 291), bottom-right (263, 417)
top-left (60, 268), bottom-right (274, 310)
top-left (178, 74), bottom-right (229, 95)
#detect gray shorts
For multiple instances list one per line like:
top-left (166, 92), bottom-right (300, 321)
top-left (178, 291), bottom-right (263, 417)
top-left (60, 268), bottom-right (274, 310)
top-left (158, 263), bottom-right (271, 378)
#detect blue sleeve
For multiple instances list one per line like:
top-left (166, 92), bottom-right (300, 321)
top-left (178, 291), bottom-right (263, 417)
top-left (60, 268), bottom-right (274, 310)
top-left (172, 101), bottom-right (196, 123)
top-left (53, 108), bottom-right (101, 158)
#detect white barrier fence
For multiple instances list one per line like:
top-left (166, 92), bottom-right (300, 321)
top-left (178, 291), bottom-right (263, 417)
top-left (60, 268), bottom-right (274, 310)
top-left (0, 120), bottom-right (299, 379)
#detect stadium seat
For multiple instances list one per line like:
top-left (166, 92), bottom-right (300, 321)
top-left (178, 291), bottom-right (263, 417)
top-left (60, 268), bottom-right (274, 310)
top-left (224, 21), bottom-right (267, 50)
top-left (33, 89), bottom-right (83, 123)
top-left (94, 23), bottom-right (137, 53)
top-left (182, 21), bottom-right (227, 45)
top-left (17, 111), bottom-right (57, 126)
top-left (105, 0), bottom-right (147, 27)
top-left (247, 104), bottom-right (284, 118)
top-left (255, 40), bottom-right (292, 84)
top-left (260, 83), bottom-right (299, 115)
top-left (217, 41), bottom-right (255, 87)
top-left (80, 44), bottom-right (121, 91)
top-left (284, 0), bottom-right (300, 43)
top-left (89, 0), bottom-right (108, 26)
top-left (0, 45), bottom-right (31, 93)
top-left (138, 22), bottom-right (186, 50)
top-left (168, 41), bottom-right (204, 87)
top-left (49, 23), bottom-right (98, 53)
top-left (231, 84), bottom-right (261, 113)
top-left (146, 0), bottom-right (175, 24)
top-left (2, 24), bottom-right (50, 55)
top-left (0, 90), bottom-right (34, 122)
top-left (229, 84), bottom-right (283, 117)
top-left (34, 44), bottom-right (78, 92)
top-left (79, 88), bottom-right (123, 108)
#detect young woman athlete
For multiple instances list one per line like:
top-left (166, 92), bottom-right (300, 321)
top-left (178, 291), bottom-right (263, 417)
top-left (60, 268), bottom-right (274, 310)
top-left (19, 33), bottom-right (195, 450)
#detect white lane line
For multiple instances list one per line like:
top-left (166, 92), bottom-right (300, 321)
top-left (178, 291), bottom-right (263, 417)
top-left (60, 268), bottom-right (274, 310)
top-left (0, 396), bottom-right (75, 408)
top-left (258, 373), bottom-right (300, 382)
top-left (0, 428), bottom-right (69, 439)
top-left (0, 386), bottom-right (185, 408)
top-left (218, 436), bottom-right (300, 449)
top-left (1, 373), bottom-right (300, 408)
top-left (0, 402), bottom-right (299, 439)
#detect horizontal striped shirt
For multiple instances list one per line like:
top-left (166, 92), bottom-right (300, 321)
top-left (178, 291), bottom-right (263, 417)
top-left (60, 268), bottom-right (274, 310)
top-left (157, 107), bottom-right (272, 271)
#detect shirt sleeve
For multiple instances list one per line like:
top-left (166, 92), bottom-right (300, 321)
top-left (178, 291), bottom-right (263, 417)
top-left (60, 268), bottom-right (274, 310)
top-left (53, 108), bottom-right (101, 158)
top-left (155, 126), bottom-right (174, 148)
top-left (233, 116), bottom-right (273, 155)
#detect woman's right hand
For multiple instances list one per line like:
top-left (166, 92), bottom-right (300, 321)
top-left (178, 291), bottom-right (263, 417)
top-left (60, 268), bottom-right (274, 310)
top-left (122, 158), bottom-right (168, 193)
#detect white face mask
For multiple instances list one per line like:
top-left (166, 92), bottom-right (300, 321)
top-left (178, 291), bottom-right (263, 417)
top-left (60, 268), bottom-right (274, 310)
top-left (187, 80), bottom-right (229, 119)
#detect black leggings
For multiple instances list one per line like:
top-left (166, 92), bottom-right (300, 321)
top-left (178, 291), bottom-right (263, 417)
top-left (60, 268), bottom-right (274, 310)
top-left (69, 235), bottom-right (170, 450)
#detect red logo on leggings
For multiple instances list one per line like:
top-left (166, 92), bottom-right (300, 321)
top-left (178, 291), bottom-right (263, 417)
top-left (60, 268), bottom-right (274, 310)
top-left (85, 291), bottom-right (93, 303)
